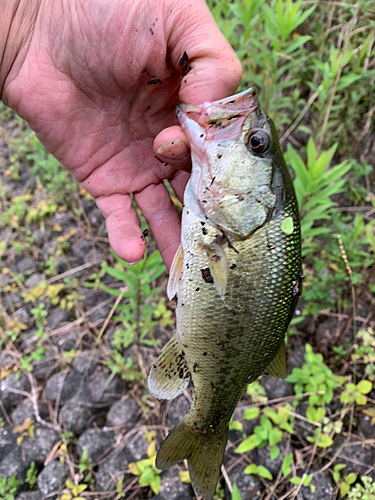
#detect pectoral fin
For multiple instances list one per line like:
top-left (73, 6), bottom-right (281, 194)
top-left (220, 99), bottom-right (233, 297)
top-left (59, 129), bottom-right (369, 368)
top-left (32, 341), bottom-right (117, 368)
top-left (263, 340), bottom-right (287, 378)
top-left (167, 245), bottom-right (184, 300)
top-left (148, 334), bottom-right (190, 400)
top-left (206, 243), bottom-right (227, 300)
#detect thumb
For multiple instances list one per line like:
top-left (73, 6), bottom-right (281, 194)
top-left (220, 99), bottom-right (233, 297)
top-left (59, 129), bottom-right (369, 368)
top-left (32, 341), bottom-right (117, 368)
top-left (165, 0), bottom-right (242, 105)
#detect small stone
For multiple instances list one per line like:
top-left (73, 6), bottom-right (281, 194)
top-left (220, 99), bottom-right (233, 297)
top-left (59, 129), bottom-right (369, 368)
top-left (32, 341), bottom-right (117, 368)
top-left (32, 228), bottom-right (46, 247)
top-left (301, 472), bottom-right (334, 500)
top-left (87, 371), bottom-right (124, 405)
top-left (12, 399), bottom-right (49, 426)
top-left (261, 376), bottom-right (294, 400)
top-left (88, 208), bottom-right (104, 228)
top-left (46, 309), bottom-right (74, 329)
top-left (72, 351), bottom-right (98, 377)
top-left (84, 248), bottom-right (105, 265)
top-left (0, 448), bottom-right (27, 485)
top-left (333, 436), bottom-right (375, 475)
top-left (166, 396), bottom-right (190, 427)
top-left (25, 273), bottom-right (46, 289)
top-left (76, 428), bottom-right (115, 462)
top-left (106, 399), bottom-right (140, 427)
top-left (71, 239), bottom-right (93, 258)
top-left (358, 415), bottom-right (375, 439)
top-left (60, 400), bottom-right (92, 435)
top-left (2, 293), bottom-right (23, 312)
top-left (20, 425), bottom-right (60, 466)
top-left (253, 441), bottom-right (286, 478)
top-left (0, 426), bottom-right (17, 457)
top-left (226, 462), bottom-right (263, 500)
top-left (124, 430), bottom-right (149, 462)
top-left (37, 460), bottom-right (69, 499)
top-left (43, 371), bottom-right (88, 405)
top-left (16, 492), bottom-right (43, 500)
top-left (0, 373), bottom-right (31, 412)
top-left (0, 351), bottom-right (16, 370)
top-left (16, 258), bottom-right (38, 274)
top-left (96, 449), bottom-right (133, 493)
top-left (154, 468), bottom-right (194, 500)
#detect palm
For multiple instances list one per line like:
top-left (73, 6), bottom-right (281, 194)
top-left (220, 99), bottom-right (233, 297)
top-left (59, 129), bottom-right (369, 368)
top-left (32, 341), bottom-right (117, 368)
top-left (4, 0), bottom-right (241, 268)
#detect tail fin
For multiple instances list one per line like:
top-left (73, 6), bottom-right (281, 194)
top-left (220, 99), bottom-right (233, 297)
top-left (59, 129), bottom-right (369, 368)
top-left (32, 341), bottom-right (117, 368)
top-left (156, 418), bottom-right (228, 500)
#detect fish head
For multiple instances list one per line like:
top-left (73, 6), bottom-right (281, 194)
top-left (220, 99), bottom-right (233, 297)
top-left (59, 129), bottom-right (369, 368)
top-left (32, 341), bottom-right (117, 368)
top-left (177, 87), bottom-right (278, 239)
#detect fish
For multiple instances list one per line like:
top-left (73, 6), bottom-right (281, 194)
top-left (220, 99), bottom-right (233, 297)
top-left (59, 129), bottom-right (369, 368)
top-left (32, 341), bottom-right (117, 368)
top-left (148, 87), bottom-right (302, 499)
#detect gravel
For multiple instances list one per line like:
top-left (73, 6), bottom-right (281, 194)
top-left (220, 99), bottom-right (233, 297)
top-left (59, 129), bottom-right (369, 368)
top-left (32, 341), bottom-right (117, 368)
top-left (76, 428), bottom-right (116, 462)
top-left (37, 460), bottom-right (69, 499)
top-left (0, 373), bottom-right (31, 413)
top-left (301, 472), bottom-right (334, 500)
top-left (106, 398), bottom-right (140, 427)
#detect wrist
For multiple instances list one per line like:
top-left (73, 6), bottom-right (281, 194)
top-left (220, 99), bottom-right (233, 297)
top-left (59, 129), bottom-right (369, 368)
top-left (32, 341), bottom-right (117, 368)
top-left (0, 0), bottom-right (41, 103)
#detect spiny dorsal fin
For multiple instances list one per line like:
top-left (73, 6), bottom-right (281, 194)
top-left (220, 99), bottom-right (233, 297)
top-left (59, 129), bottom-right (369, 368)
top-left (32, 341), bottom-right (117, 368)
top-left (148, 334), bottom-right (190, 400)
top-left (263, 340), bottom-right (287, 378)
top-left (167, 245), bottom-right (184, 300)
top-left (206, 243), bottom-right (227, 300)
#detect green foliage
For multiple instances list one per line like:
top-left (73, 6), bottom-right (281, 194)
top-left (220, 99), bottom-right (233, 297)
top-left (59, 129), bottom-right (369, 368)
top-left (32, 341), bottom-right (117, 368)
top-left (128, 431), bottom-right (161, 494)
top-left (231, 484), bottom-right (242, 500)
top-left (333, 464), bottom-right (358, 498)
top-left (352, 328), bottom-right (375, 382)
top-left (244, 464), bottom-right (273, 481)
top-left (347, 476), bottom-right (375, 500)
top-left (0, 475), bottom-right (20, 500)
top-left (104, 250), bottom-right (171, 350)
top-left (25, 461), bottom-right (38, 489)
top-left (78, 449), bottom-right (94, 486)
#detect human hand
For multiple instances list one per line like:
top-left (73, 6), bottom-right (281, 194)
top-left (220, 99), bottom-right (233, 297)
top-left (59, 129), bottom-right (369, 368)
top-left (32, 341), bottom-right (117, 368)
top-left (1, 0), bottom-right (241, 270)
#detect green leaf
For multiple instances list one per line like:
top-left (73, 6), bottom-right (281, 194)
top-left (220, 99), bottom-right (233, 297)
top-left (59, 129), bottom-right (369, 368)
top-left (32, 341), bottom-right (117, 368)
top-left (345, 472), bottom-right (357, 485)
top-left (231, 484), bottom-right (242, 500)
top-left (235, 434), bottom-right (262, 453)
top-left (282, 454), bottom-right (293, 477)
top-left (357, 380), bottom-right (372, 395)
top-left (317, 434), bottom-right (333, 448)
top-left (244, 464), bottom-right (273, 481)
top-left (340, 482), bottom-right (350, 498)
top-left (243, 407), bottom-right (260, 421)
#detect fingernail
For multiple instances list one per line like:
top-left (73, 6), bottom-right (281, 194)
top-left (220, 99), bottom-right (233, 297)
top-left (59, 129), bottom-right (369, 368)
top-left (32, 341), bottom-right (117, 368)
top-left (156, 139), bottom-right (189, 160)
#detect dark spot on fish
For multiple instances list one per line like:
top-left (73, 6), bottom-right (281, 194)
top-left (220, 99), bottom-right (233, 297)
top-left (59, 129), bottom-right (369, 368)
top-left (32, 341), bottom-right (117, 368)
top-left (179, 368), bottom-right (184, 378)
top-left (230, 263), bottom-right (236, 269)
top-left (217, 154), bottom-right (222, 159)
top-left (203, 352), bottom-right (207, 356)
top-left (186, 263), bottom-right (189, 268)
top-left (293, 274), bottom-right (304, 296)
top-left (193, 362), bottom-right (199, 373)
top-left (202, 227), bottom-right (208, 235)
top-left (148, 78), bottom-right (162, 85)
top-left (159, 362), bottom-right (166, 369)
top-left (142, 229), bottom-right (149, 238)
top-left (196, 287), bottom-right (200, 292)
top-left (237, 195), bottom-right (245, 201)
top-left (179, 51), bottom-right (189, 73)
top-left (210, 382), bottom-right (216, 390)
top-left (210, 254), bottom-right (221, 262)
top-left (200, 221), bottom-right (205, 226)
top-left (201, 268), bottom-right (214, 283)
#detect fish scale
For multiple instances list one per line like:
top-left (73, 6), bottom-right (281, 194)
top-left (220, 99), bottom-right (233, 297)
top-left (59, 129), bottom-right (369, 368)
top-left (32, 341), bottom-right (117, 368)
top-left (148, 87), bottom-right (301, 499)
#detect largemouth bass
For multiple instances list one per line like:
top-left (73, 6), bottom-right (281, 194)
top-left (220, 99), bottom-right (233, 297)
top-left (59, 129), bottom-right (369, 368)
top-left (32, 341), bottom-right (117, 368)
top-left (148, 87), bottom-right (302, 499)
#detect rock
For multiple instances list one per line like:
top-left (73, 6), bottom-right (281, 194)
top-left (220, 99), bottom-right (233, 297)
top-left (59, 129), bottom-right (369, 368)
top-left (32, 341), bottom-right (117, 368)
top-left (358, 415), bottom-right (375, 439)
top-left (124, 431), bottom-right (149, 462)
top-left (2, 293), bottom-right (23, 312)
top-left (88, 208), bottom-right (104, 228)
top-left (0, 426), bottom-right (17, 457)
top-left (60, 400), bottom-right (92, 435)
top-left (20, 425), bottom-right (60, 466)
top-left (301, 472), bottom-right (334, 500)
top-left (71, 239), bottom-right (93, 258)
top-left (333, 436), bottom-right (375, 475)
top-left (96, 449), bottom-right (133, 493)
top-left (84, 248), bottom-right (106, 265)
top-left (0, 373), bottom-right (31, 412)
top-left (226, 462), bottom-right (263, 500)
top-left (0, 351), bottom-right (16, 370)
top-left (16, 492), bottom-right (43, 500)
top-left (56, 329), bottom-right (79, 351)
top-left (76, 428), bottom-right (115, 462)
top-left (166, 396), bottom-right (190, 427)
top-left (72, 351), bottom-right (98, 377)
top-left (52, 213), bottom-right (75, 226)
top-left (0, 448), bottom-right (27, 485)
top-left (106, 399), bottom-right (140, 427)
top-left (11, 399), bottom-right (49, 426)
top-left (25, 273), bottom-right (46, 289)
top-left (253, 441), bottom-right (286, 478)
top-left (43, 371), bottom-right (89, 405)
top-left (87, 371), bottom-right (124, 406)
top-left (46, 309), bottom-right (74, 329)
top-left (261, 376), bottom-right (294, 400)
top-left (32, 350), bottom-right (58, 382)
top-left (32, 228), bottom-right (46, 247)
top-left (16, 258), bottom-right (38, 274)
top-left (37, 460), bottom-right (69, 499)
top-left (154, 468), bottom-right (194, 500)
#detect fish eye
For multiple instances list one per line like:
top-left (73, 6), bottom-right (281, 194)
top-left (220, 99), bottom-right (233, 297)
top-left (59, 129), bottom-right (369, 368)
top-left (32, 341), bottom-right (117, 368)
top-left (246, 130), bottom-right (271, 155)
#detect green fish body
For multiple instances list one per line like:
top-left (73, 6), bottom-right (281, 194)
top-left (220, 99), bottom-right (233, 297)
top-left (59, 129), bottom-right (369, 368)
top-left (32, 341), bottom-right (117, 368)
top-left (148, 88), bottom-right (301, 499)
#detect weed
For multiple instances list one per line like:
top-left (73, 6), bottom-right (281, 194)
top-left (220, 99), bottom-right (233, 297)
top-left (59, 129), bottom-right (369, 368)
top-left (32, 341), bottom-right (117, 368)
top-left (0, 475), bottom-right (20, 500)
top-left (60, 480), bottom-right (88, 500)
top-left (25, 461), bottom-right (38, 489)
top-left (128, 431), bottom-right (162, 494)
top-left (347, 476), bottom-right (375, 500)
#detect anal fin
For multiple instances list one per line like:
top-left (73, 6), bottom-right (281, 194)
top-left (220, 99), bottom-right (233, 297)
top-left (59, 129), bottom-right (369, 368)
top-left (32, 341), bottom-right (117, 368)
top-left (263, 340), bottom-right (287, 378)
top-left (148, 334), bottom-right (190, 399)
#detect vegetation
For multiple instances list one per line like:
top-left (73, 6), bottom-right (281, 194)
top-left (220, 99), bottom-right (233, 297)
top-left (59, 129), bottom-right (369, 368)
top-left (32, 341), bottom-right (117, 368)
top-left (0, 0), bottom-right (374, 499)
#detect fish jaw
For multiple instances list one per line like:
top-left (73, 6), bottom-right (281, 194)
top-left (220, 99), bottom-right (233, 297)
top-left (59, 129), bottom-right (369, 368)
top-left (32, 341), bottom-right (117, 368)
top-left (177, 88), bottom-right (276, 240)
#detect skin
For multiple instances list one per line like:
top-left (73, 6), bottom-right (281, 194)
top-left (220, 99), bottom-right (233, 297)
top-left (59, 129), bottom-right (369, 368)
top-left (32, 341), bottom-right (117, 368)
top-left (0, 0), bottom-right (242, 270)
